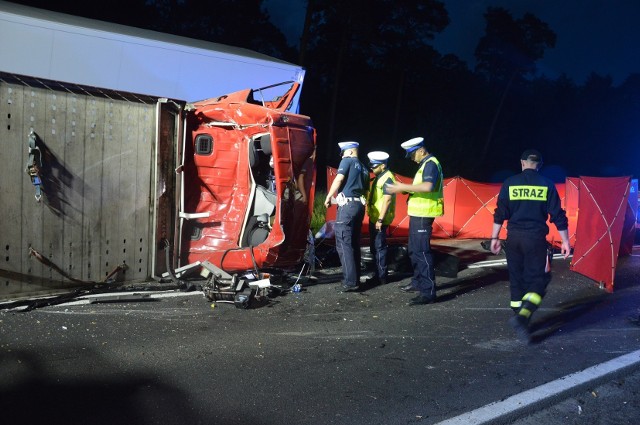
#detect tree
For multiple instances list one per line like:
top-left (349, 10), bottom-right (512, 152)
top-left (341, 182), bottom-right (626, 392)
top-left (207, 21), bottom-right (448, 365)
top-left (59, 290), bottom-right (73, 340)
top-left (473, 7), bottom-right (556, 168)
top-left (7, 0), bottom-right (151, 27)
top-left (142, 0), bottom-right (295, 60)
top-left (300, 0), bottom-right (449, 163)
top-left (474, 7), bottom-right (556, 82)
top-left (367, 1), bottom-right (449, 144)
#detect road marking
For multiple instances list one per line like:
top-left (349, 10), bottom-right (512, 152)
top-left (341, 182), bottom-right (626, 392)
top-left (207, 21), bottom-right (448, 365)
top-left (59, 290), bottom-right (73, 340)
top-left (56, 290), bottom-right (201, 306)
top-left (467, 254), bottom-right (571, 268)
top-left (434, 349), bottom-right (640, 424)
top-left (0, 290), bottom-right (203, 312)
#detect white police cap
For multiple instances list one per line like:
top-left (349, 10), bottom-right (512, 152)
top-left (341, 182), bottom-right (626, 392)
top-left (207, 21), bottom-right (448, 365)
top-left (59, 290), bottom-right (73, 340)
top-left (338, 141), bottom-right (359, 151)
top-left (400, 137), bottom-right (424, 158)
top-left (367, 151), bottom-right (389, 165)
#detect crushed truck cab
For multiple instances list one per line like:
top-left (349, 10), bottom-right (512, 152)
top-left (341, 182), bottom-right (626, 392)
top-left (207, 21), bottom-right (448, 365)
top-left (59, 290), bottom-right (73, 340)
top-left (178, 82), bottom-right (316, 275)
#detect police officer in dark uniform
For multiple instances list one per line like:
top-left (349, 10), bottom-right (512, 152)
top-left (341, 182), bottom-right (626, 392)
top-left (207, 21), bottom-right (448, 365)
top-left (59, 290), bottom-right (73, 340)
top-left (490, 149), bottom-right (571, 341)
top-left (387, 137), bottom-right (444, 305)
top-left (324, 141), bottom-right (370, 292)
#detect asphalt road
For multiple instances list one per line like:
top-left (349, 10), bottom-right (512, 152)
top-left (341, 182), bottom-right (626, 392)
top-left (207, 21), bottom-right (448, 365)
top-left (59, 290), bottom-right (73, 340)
top-left (1, 240), bottom-right (639, 425)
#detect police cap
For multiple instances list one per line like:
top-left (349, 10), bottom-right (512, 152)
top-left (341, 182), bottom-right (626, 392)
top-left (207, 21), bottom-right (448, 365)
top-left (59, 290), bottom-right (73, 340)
top-left (367, 151), bottom-right (389, 167)
top-left (400, 137), bottom-right (424, 158)
top-left (338, 141), bottom-right (359, 152)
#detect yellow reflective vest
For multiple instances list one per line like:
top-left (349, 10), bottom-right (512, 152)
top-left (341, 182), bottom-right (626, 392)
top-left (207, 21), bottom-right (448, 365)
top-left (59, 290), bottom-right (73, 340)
top-left (407, 156), bottom-right (444, 217)
top-left (367, 169), bottom-right (396, 225)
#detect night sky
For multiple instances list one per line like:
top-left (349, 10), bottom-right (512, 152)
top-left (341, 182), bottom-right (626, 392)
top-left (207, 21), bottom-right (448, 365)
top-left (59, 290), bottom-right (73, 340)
top-left (435, 0), bottom-right (640, 85)
top-left (266, 0), bottom-right (640, 86)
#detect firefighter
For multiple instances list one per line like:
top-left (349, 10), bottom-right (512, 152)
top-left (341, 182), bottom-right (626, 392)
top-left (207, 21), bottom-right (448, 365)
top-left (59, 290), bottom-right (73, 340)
top-left (324, 141), bottom-right (370, 292)
top-left (387, 137), bottom-right (444, 305)
top-left (365, 151), bottom-right (396, 286)
top-left (490, 149), bottom-right (571, 341)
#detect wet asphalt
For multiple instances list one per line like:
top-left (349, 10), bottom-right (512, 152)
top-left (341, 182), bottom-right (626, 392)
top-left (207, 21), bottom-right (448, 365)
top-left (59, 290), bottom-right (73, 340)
top-left (1, 240), bottom-right (639, 425)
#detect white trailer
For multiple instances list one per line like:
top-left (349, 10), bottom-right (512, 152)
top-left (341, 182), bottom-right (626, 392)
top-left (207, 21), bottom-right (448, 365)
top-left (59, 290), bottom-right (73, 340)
top-left (0, 1), bottom-right (305, 109)
top-left (0, 2), bottom-right (307, 299)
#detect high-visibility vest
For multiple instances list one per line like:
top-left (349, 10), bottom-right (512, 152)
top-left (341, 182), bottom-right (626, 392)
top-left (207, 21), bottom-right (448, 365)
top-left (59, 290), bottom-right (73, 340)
top-left (367, 169), bottom-right (396, 225)
top-left (407, 156), bottom-right (444, 217)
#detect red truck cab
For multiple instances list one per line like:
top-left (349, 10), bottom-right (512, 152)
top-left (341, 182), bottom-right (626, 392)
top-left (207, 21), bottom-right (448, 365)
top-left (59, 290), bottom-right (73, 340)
top-left (177, 82), bottom-right (316, 275)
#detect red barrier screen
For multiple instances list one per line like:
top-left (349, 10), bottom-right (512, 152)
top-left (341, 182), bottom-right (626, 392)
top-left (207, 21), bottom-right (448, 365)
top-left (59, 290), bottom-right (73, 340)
top-left (325, 167), bottom-right (635, 291)
top-left (570, 176), bottom-right (631, 292)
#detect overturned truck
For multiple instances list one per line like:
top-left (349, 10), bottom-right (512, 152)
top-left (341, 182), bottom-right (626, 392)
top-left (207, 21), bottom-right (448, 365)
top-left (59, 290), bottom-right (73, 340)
top-left (0, 74), bottom-right (316, 306)
top-left (177, 83), bottom-right (316, 304)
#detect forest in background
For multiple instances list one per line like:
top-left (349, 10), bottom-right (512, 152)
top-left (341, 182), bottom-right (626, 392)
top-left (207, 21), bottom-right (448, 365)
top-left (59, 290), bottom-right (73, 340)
top-left (9, 0), bottom-right (640, 184)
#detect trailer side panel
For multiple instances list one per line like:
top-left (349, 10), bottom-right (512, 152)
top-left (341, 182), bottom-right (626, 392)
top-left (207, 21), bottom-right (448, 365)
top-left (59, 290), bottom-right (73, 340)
top-left (0, 78), bottom-right (159, 298)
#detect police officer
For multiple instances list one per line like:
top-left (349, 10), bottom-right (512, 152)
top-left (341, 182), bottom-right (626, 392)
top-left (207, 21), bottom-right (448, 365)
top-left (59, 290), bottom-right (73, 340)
top-left (365, 151), bottom-right (396, 286)
top-left (490, 149), bottom-right (570, 341)
top-left (324, 141), bottom-right (370, 292)
top-left (387, 137), bottom-right (444, 305)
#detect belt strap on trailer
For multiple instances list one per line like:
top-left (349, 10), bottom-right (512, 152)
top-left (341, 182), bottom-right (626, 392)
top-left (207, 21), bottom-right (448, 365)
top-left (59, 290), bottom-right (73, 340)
top-left (28, 246), bottom-right (127, 285)
top-left (25, 131), bottom-right (43, 202)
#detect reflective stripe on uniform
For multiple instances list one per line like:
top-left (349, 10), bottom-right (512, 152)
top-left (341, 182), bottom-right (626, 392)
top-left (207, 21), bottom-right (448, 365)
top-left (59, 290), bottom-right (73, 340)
top-left (509, 185), bottom-right (548, 201)
top-left (522, 292), bottom-right (542, 306)
top-left (407, 157), bottom-right (444, 217)
top-left (519, 308), bottom-right (532, 318)
top-left (367, 169), bottom-right (396, 224)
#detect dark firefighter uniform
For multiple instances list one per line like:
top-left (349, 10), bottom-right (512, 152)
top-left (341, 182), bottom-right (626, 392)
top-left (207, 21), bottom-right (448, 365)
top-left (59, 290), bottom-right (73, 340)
top-left (334, 147), bottom-right (370, 288)
top-left (493, 166), bottom-right (568, 322)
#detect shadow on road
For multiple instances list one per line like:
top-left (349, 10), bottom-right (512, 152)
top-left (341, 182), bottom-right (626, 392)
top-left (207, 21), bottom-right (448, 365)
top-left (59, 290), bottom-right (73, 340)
top-left (436, 268), bottom-right (509, 302)
top-left (0, 348), bottom-right (202, 425)
top-left (529, 293), bottom-right (610, 343)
